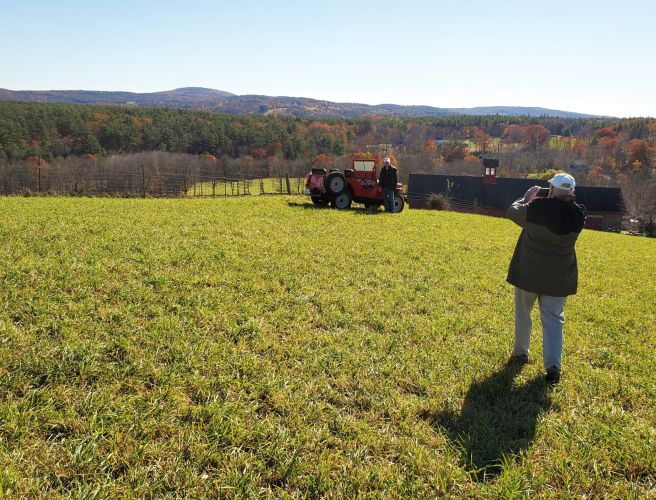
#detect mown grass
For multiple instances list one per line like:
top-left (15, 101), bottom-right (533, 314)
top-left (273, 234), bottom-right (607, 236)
top-left (0, 196), bottom-right (654, 497)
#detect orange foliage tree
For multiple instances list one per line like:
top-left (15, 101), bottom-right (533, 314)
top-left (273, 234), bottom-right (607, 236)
top-left (424, 139), bottom-right (437, 154)
top-left (24, 156), bottom-right (49, 189)
top-left (595, 127), bottom-right (618, 139)
top-left (442, 144), bottom-right (468, 163)
top-left (266, 142), bottom-right (284, 157)
top-left (463, 125), bottom-right (491, 152)
top-left (521, 125), bottom-right (550, 150)
top-left (251, 148), bottom-right (268, 160)
top-left (627, 139), bottom-right (655, 168)
top-left (312, 154), bottom-right (332, 168)
top-left (587, 165), bottom-right (604, 186)
top-left (503, 124), bottom-right (523, 144)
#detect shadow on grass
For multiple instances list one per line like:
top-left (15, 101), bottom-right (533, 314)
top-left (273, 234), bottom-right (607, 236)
top-left (421, 363), bottom-right (552, 481)
top-left (286, 201), bottom-right (386, 215)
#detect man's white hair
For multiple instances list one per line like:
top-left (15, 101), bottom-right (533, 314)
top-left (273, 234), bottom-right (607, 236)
top-left (552, 186), bottom-right (574, 199)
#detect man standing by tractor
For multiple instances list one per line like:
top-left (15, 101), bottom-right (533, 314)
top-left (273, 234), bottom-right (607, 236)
top-left (379, 157), bottom-right (398, 212)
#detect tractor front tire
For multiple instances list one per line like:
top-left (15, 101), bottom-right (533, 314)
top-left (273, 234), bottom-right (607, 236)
top-left (331, 191), bottom-right (352, 209)
top-left (311, 196), bottom-right (329, 207)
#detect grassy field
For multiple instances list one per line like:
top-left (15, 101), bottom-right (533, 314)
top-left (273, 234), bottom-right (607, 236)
top-left (0, 196), bottom-right (654, 497)
top-left (187, 178), bottom-right (307, 197)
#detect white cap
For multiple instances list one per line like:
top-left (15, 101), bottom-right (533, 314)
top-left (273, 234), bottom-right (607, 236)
top-left (383, 157), bottom-right (391, 164)
top-left (549, 172), bottom-right (576, 192)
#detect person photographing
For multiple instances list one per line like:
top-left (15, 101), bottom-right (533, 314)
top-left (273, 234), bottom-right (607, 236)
top-left (506, 173), bottom-right (586, 384)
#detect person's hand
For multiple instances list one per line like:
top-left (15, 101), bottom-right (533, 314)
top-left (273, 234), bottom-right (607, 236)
top-left (523, 185), bottom-right (541, 202)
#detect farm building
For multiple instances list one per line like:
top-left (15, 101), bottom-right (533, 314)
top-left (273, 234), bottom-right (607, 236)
top-left (407, 161), bottom-right (625, 231)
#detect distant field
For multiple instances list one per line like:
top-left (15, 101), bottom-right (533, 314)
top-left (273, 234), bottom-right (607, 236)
top-left (0, 197), bottom-right (654, 496)
top-left (186, 177), bottom-right (307, 196)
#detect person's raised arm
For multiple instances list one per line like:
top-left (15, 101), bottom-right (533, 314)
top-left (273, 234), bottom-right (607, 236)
top-left (506, 186), bottom-right (540, 227)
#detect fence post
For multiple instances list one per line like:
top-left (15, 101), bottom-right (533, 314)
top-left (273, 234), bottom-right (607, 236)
top-left (285, 172), bottom-right (291, 194)
top-left (38, 167), bottom-right (41, 194)
top-left (142, 164), bottom-right (146, 197)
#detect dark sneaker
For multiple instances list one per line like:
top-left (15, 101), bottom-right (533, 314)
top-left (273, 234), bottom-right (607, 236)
top-left (546, 366), bottom-right (561, 385)
top-left (507, 354), bottom-right (529, 366)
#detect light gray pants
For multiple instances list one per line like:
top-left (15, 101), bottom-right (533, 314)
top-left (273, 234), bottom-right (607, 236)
top-left (513, 287), bottom-right (566, 370)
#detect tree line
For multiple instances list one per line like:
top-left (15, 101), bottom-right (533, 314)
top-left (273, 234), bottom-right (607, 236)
top-left (2, 101), bottom-right (654, 164)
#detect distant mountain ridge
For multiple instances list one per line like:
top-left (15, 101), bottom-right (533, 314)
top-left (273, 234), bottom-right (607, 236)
top-left (0, 87), bottom-right (599, 118)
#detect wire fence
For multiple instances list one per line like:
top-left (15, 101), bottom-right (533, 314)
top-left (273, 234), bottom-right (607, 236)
top-left (0, 163), bottom-right (308, 198)
top-left (0, 159), bottom-right (638, 232)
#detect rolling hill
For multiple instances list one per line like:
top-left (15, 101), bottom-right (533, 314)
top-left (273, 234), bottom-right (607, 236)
top-left (0, 87), bottom-right (599, 118)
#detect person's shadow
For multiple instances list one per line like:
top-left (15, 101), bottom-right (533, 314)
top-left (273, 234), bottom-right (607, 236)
top-left (421, 362), bottom-right (552, 480)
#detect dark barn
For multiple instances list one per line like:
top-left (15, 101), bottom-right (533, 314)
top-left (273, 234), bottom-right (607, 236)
top-left (407, 166), bottom-right (625, 231)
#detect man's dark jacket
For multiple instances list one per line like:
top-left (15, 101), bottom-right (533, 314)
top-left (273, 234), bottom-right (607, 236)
top-left (506, 197), bottom-right (586, 296)
top-left (379, 166), bottom-right (398, 189)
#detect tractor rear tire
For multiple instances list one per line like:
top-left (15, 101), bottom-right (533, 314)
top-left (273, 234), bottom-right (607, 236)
top-left (393, 193), bottom-right (405, 213)
top-left (331, 191), bottom-right (352, 209)
top-left (325, 172), bottom-right (346, 195)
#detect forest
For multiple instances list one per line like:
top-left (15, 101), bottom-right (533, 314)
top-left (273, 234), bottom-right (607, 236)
top-left (2, 101), bottom-right (655, 164)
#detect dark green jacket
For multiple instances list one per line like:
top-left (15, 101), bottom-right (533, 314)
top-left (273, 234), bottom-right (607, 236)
top-left (506, 197), bottom-right (586, 296)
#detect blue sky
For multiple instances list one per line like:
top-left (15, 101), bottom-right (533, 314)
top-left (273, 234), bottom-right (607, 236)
top-left (1, 0), bottom-right (655, 117)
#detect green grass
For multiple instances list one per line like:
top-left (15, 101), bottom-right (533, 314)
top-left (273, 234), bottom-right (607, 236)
top-left (0, 196), bottom-right (654, 497)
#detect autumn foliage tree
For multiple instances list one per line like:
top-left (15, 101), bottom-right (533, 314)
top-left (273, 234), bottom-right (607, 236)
top-left (424, 139), bottom-right (437, 154)
top-left (251, 148), bottom-right (268, 159)
top-left (463, 125), bottom-right (491, 152)
top-left (442, 144), bottom-right (469, 163)
top-left (312, 154), bottom-right (332, 168)
top-left (627, 139), bottom-right (655, 169)
top-left (503, 124), bottom-right (523, 144)
top-left (521, 125), bottom-right (550, 150)
top-left (24, 156), bottom-right (48, 190)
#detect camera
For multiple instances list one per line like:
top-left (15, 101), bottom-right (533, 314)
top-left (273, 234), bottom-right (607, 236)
top-left (536, 187), bottom-right (550, 198)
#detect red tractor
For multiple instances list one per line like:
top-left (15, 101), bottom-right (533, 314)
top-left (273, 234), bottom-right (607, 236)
top-left (304, 159), bottom-right (405, 212)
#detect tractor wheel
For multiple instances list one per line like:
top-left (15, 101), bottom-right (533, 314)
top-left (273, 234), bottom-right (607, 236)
top-left (331, 191), bottom-right (352, 209)
top-left (325, 172), bottom-right (346, 195)
top-left (393, 193), bottom-right (405, 213)
top-left (311, 196), bottom-right (329, 207)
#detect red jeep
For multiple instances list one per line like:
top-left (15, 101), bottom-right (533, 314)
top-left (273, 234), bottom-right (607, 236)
top-left (304, 159), bottom-right (405, 212)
